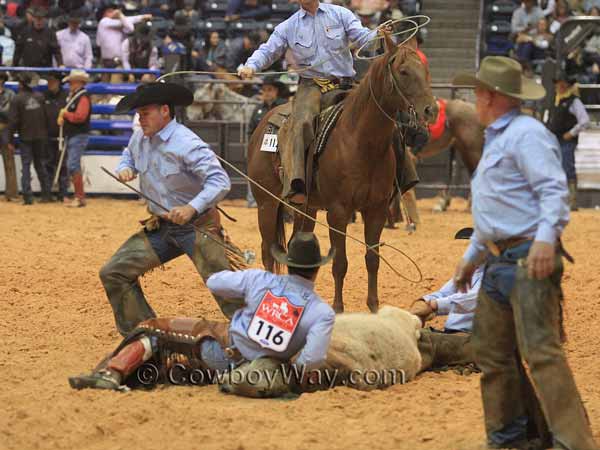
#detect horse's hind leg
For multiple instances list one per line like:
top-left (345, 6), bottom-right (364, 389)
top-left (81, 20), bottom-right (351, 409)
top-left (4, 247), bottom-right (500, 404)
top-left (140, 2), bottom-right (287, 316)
top-left (361, 203), bottom-right (388, 313)
top-left (327, 206), bottom-right (352, 314)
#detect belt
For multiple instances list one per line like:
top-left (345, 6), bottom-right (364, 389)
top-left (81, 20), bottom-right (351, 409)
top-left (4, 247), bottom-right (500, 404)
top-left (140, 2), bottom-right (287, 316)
top-left (300, 76), bottom-right (353, 85)
top-left (485, 236), bottom-right (575, 263)
top-left (485, 237), bottom-right (532, 257)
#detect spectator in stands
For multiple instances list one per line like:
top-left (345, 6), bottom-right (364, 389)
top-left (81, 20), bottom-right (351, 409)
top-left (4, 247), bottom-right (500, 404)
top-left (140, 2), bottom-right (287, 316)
top-left (43, 71), bottom-right (69, 202)
top-left (56, 11), bottom-right (93, 69)
top-left (122, 20), bottom-right (159, 74)
top-left (379, 0), bottom-right (404, 24)
top-left (58, 0), bottom-right (87, 16)
top-left (584, 0), bottom-right (600, 12)
top-left (11, 7), bottom-right (34, 44)
top-left (170, 12), bottom-right (195, 70)
top-left (511, 0), bottom-right (545, 37)
top-left (174, 0), bottom-right (200, 22)
top-left (549, 0), bottom-right (572, 34)
top-left (224, 0), bottom-right (272, 22)
top-left (58, 69), bottom-right (91, 208)
top-left (96, 4), bottom-right (151, 68)
top-left (13, 6), bottom-right (63, 67)
top-left (192, 31), bottom-right (227, 71)
top-left (538, 0), bottom-right (557, 16)
top-left (140, 0), bottom-right (171, 18)
top-left (547, 72), bottom-right (590, 211)
top-left (515, 17), bottom-right (553, 74)
top-left (225, 31), bottom-right (262, 72)
top-left (0, 18), bottom-right (16, 65)
top-left (0, 71), bottom-right (17, 200)
top-left (9, 72), bottom-right (52, 205)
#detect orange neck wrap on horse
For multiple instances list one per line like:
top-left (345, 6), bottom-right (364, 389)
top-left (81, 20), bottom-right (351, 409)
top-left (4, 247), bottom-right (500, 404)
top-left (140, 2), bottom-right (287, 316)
top-left (428, 98), bottom-right (447, 142)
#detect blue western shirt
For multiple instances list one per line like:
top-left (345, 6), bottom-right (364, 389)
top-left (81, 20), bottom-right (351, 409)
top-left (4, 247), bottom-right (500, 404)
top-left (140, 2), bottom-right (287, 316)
top-left (117, 119), bottom-right (231, 215)
top-left (464, 109), bottom-right (570, 263)
top-left (207, 269), bottom-right (335, 370)
top-left (422, 265), bottom-right (484, 332)
top-left (245, 3), bottom-right (374, 79)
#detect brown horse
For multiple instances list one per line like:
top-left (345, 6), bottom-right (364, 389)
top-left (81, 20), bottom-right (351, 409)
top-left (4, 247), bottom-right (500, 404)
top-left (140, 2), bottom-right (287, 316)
top-left (417, 98), bottom-right (483, 174)
top-left (247, 36), bottom-right (436, 313)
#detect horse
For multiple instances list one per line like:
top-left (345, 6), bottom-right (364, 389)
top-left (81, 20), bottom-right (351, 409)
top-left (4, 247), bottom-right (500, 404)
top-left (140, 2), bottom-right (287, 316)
top-left (186, 82), bottom-right (259, 122)
top-left (247, 35), bottom-right (436, 313)
top-left (385, 98), bottom-right (484, 223)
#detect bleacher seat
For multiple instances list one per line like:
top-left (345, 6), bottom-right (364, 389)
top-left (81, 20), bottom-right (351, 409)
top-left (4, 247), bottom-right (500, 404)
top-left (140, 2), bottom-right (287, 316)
top-left (271, 2), bottom-right (298, 19)
top-left (205, 0), bottom-right (229, 18)
top-left (487, 0), bottom-right (518, 22)
top-left (486, 20), bottom-right (512, 35)
top-left (151, 19), bottom-right (172, 37)
top-left (229, 20), bottom-right (263, 36)
top-left (195, 19), bottom-right (227, 33)
top-left (264, 19), bottom-right (284, 31)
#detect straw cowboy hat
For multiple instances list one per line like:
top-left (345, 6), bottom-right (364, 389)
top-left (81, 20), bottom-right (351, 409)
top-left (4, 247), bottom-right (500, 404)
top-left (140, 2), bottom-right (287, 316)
top-left (62, 69), bottom-right (89, 83)
top-left (271, 232), bottom-right (335, 269)
top-left (453, 56), bottom-right (545, 100)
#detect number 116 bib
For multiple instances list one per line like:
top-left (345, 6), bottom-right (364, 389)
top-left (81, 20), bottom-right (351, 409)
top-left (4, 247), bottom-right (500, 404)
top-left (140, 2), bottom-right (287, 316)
top-left (247, 291), bottom-right (305, 352)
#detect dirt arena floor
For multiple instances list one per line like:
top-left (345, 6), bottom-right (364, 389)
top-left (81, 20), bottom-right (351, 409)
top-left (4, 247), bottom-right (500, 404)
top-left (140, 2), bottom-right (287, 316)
top-left (2, 196), bottom-right (600, 450)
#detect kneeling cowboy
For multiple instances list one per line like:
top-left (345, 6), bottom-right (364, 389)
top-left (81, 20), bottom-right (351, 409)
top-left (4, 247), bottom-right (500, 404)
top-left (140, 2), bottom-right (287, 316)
top-left (71, 232), bottom-right (335, 398)
top-left (238, 0), bottom-right (379, 205)
top-left (99, 82), bottom-right (243, 337)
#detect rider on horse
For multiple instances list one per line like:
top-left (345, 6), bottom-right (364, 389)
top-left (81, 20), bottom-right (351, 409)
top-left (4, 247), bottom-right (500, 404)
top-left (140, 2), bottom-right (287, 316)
top-left (238, 0), bottom-right (381, 205)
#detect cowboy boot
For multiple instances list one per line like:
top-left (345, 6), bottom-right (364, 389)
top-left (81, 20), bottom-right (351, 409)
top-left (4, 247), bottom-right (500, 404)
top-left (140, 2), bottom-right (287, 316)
top-left (418, 329), bottom-right (475, 373)
top-left (69, 368), bottom-right (123, 391)
top-left (67, 172), bottom-right (86, 207)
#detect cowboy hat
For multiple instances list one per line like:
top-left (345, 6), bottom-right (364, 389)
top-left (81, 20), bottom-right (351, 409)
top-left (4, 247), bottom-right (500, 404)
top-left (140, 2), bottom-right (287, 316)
top-left (454, 227), bottom-right (474, 240)
top-left (262, 74), bottom-right (285, 91)
top-left (62, 69), bottom-right (89, 83)
top-left (115, 82), bottom-right (193, 113)
top-left (271, 232), bottom-right (335, 269)
top-left (453, 56), bottom-right (545, 100)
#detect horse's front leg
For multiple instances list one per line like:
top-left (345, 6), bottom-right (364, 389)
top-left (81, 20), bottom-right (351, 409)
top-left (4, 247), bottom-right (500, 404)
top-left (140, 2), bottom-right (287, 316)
top-left (327, 206), bottom-right (352, 314)
top-left (361, 203), bottom-right (388, 313)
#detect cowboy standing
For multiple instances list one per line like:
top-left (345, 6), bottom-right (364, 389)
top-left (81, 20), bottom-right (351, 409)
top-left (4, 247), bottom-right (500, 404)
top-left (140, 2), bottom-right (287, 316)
top-left (58, 69), bottom-right (91, 208)
top-left (101, 82), bottom-right (240, 337)
top-left (8, 72), bottom-right (52, 205)
top-left (547, 72), bottom-right (590, 211)
top-left (237, 0), bottom-right (377, 204)
top-left (43, 71), bottom-right (69, 202)
top-left (0, 71), bottom-right (17, 201)
top-left (453, 56), bottom-right (599, 450)
top-left (71, 232), bottom-right (335, 399)
top-left (13, 7), bottom-right (63, 68)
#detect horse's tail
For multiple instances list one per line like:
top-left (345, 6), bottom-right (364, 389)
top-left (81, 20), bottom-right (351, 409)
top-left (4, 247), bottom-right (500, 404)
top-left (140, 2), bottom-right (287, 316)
top-left (274, 201), bottom-right (287, 274)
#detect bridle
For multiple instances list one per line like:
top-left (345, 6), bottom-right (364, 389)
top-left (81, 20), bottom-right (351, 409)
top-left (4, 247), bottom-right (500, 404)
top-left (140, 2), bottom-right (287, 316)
top-left (368, 49), bottom-right (423, 130)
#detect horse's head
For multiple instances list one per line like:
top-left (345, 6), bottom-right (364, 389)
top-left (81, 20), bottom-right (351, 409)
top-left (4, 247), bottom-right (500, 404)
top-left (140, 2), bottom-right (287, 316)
top-left (380, 34), bottom-right (437, 129)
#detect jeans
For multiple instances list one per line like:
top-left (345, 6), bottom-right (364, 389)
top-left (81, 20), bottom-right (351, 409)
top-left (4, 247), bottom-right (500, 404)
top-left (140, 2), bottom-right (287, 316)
top-left (66, 133), bottom-right (89, 175)
top-left (200, 338), bottom-right (232, 372)
top-left (20, 139), bottom-right (50, 196)
top-left (481, 241), bottom-right (532, 306)
top-left (559, 138), bottom-right (577, 182)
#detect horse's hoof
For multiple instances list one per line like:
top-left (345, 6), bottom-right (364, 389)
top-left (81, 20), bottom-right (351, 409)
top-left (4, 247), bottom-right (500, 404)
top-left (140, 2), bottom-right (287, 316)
top-left (333, 303), bottom-right (344, 314)
top-left (384, 223), bottom-right (397, 229)
top-left (367, 301), bottom-right (379, 313)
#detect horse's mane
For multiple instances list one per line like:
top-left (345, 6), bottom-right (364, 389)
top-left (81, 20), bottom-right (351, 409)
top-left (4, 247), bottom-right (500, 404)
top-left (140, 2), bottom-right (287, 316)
top-left (344, 46), bottom-right (420, 127)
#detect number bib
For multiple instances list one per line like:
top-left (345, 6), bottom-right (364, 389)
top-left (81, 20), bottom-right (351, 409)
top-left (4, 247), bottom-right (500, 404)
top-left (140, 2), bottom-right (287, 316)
top-left (247, 291), bottom-right (305, 352)
top-left (260, 133), bottom-right (278, 153)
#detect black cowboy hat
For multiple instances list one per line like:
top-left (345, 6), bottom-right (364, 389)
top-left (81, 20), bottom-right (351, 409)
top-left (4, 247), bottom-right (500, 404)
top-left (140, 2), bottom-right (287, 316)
top-left (115, 82), bottom-right (194, 113)
top-left (97, 3), bottom-right (119, 22)
top-left (262, 74), bottom-right (285, 91)
top-left (271, 232), bottom-right (335, 268)
top-left (45, 70), bottom-right (65, 82)
top-left (553, 71), bottom-right (577, 85)
top-left (67, 10), bottom-right (83, 22)
top-left (454, 227), bottom-right (474, 240)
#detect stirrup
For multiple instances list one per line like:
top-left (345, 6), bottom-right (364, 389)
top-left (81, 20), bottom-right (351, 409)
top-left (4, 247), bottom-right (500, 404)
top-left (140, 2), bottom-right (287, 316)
top-left (68, 369), bottom-right (127, 391)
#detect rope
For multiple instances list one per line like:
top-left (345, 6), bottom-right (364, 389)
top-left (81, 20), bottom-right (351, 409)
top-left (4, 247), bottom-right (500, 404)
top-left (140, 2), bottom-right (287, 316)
top-left (212, 153), bottom-right (423, 283)
top-left (156, 15), bottom-right (431, 82)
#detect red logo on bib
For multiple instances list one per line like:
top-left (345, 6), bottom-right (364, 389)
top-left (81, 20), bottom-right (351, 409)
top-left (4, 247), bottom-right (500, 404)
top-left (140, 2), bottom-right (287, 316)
top-left (255, 291), bottom-right (304, 332)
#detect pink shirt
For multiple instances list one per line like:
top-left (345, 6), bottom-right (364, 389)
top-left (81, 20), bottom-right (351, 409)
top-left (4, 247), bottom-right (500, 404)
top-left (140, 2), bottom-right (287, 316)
top-left (56, 28), bottom-right (93, 69)
top-left (96, 14), bottom-right (145, 61)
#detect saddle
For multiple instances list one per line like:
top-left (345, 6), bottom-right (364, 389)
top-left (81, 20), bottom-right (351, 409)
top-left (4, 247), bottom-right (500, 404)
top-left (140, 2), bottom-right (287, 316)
top-left (263, 91), bottom-right (348, 196)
